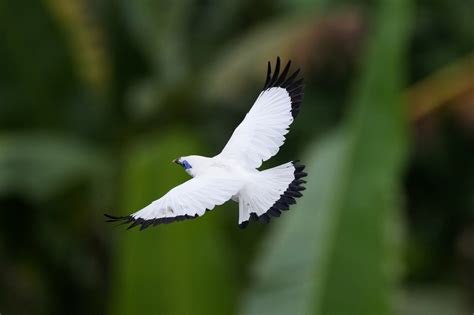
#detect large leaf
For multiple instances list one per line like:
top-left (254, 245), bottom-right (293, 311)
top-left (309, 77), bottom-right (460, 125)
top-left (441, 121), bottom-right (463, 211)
top-left (0, 133), bottom-right (108, 201)
top-left (109, 131), bottom-right (238, 315)
top-left (240, 0), bottom-right (412, 314)
top-left (239, 131), bottom-right (349, 315)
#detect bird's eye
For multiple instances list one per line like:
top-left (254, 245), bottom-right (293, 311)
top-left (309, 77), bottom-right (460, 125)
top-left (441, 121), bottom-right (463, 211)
top-left (182, 160), bottom-right (192, 170)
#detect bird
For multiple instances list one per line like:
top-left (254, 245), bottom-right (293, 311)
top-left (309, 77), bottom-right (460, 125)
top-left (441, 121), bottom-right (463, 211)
top-left (105, 57), bottom-right (307, 230)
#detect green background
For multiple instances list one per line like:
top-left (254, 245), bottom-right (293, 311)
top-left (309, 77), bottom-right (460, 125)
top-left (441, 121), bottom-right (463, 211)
top-left (0, 0), bottom-right (473, 314)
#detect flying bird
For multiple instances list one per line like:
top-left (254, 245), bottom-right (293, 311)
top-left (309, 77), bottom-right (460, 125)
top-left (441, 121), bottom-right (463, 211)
top-left (105, 57), bottom-right (307, 230)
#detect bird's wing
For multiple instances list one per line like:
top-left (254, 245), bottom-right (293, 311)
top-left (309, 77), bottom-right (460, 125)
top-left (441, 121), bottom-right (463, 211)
top-left (219, 57), bottom-right (304, 169)
top-left (105, 175), bottom-right (242, 230)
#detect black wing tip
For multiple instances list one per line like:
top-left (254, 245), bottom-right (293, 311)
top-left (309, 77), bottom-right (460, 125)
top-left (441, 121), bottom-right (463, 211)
top-left (263, 57), bottom-right (304, 119)
top-left (239, 221), bottom-right (249, 229)
top-left (240, 161), bottom-right (307, 229)
top-left (104, 213), bottom-right (200, 231)
top-left (104, 213), bottom-right (130, 222)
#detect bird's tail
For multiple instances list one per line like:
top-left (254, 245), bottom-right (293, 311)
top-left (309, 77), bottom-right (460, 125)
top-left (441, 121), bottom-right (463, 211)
top-left (238, 161), bottom-right (307, 228)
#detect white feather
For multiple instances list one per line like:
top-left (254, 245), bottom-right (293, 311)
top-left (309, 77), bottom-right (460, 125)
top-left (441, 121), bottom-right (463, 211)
top-left (218, 87), bottom-right (294, 169)
top-left (132, 173), bottom-right (243, 221)
top-left (238, 162), bottom-right (295, 224)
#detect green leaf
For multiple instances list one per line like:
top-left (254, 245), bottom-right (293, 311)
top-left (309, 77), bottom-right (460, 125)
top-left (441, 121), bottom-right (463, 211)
top-left (0, 133), bottom-right (108, 201)
top-left (240, 131), bottom-right (349, 315)
top-left (110, 130), bottom-right (238, 315)
top-left (240, 0), bottom-right (412, 314)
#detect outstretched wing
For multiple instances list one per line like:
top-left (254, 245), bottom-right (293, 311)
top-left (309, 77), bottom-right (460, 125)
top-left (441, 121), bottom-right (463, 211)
top-left (105, 175), bottom-right (242, 230)
top-left (219, 57), bottom-right (304, 169)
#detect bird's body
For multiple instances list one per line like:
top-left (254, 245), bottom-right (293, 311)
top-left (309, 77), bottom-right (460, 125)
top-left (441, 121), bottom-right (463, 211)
top-left (106, 57), bottom-right (307, 230)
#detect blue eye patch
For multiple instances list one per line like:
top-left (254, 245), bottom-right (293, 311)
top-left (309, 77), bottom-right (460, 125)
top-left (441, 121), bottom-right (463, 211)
top-left (182, 160), bottom-right (192, 170)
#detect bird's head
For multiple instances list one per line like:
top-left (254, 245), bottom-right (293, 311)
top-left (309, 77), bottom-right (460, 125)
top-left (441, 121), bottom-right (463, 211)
top-left (173, 157), bottom-right (193, 170)
top-left (173, 155), bottom-right (209, 177)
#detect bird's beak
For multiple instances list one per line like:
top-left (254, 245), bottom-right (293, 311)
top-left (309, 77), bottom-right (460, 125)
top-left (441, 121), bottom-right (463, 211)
top-left (172, 158), bottom-right (180, 165)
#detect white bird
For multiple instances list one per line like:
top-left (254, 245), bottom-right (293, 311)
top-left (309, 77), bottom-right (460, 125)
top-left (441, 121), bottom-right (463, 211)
top-left (105, 57), bottom-right (307, 230)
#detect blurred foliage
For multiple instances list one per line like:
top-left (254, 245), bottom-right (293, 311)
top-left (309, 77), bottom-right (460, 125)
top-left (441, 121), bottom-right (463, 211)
top-left (0, 0), bottom-right (473, 314)
top-left (111, 131), bottom-right (238, 315)
top-left (0, 133), bottom-right (110, 202)
top-left (241, 0), bottom-right (411, 313)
